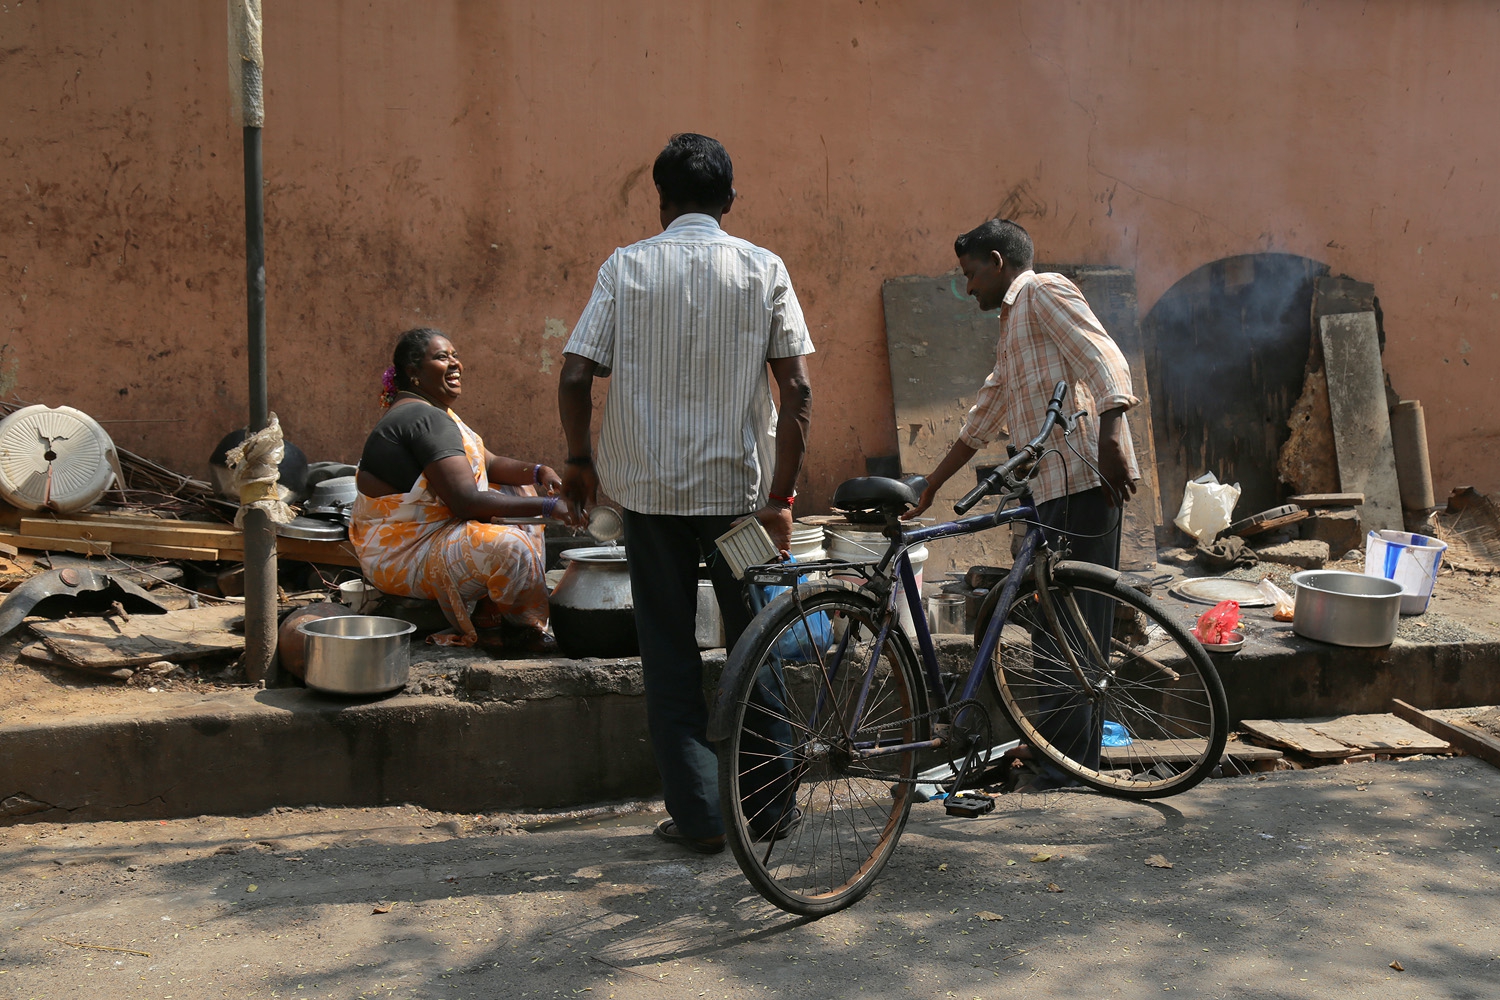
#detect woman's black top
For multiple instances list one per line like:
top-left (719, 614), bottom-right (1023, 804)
top-left (359, 402), bottom-right (465, 493)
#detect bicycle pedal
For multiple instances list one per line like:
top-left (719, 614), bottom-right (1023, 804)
top-left (944, 791), bottom-right (996, 817)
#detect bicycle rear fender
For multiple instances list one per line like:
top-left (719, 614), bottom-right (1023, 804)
top-left (970, 560), bottom-right (1121, 645)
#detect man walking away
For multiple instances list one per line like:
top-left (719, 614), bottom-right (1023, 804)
top-left (558, 133), bottom-right (814, 852)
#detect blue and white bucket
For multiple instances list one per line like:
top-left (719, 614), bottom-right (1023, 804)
top-left (1364, 530), bottom-right (1448, 615)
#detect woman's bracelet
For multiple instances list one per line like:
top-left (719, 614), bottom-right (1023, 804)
top-left (542, 496), bottom-right (559, 518)
top-left (532, 463), bottom-right (543, 485)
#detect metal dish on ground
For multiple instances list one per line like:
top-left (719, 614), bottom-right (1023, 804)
top-left (1289, 570), bottom-right (1403, 647)
top-left (297, 615), bottom-right (416, 695)
top-left (1169, 577), bottom-right (1271, 607)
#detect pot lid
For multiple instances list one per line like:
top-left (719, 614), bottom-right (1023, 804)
top-left (307, 475), bottom-right (358, 508)
top-left (558, 543), bottom-right (628, 564)
top-left (0, 405), bottom-right (117, 513)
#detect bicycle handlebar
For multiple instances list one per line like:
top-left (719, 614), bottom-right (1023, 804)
top-left (953, 380), bottom-right (1070, 515)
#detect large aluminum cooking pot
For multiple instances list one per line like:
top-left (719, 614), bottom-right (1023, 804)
top-left (1289, 570), bottom-right (1403, 647)
top-left (297, 615), bottom-right (417, 694)
top-left (548, 545), bottom-right (638, 658)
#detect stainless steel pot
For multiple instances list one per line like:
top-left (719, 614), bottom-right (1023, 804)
top-left (1289, 570), bottom-right (1403, 647)
top-left (548, 544), bottom-right (638, 658)
top-left (297, 615), bottom-right (417, 694)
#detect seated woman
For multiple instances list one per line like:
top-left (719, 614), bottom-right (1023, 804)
top-left (351, 327), bottom-right (580, 648)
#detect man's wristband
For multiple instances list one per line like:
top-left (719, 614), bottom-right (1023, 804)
top-left (564, 456), bottom-right (593, 467)
top-left (768, 492), bottom-right (795, 510)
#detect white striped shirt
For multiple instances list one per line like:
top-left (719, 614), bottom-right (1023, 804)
top-left (565, 214), bottom-right (815, 516)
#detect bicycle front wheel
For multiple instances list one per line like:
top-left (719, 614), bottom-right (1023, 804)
top-left (984, 564), bottom-right (1228, 798)
top-left (717, 582), bottom-right (928, 917)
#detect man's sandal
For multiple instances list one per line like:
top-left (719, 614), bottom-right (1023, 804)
top-left (653, 819), bottom-right (725, 854)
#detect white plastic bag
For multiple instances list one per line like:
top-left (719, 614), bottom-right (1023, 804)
top-left (1257, 577), bottom-right (1295, 621)
top-left (1173, 473), bottom-right (1241, 542)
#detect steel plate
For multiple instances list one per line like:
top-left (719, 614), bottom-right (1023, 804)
top-left (276, 516), bottom-right (349, 541)
top-left (1168, 576), bottom-right (1271, 607)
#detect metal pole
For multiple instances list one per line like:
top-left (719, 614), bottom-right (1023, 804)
top-left (241, 124), bottom-right (277, 684)
top-left (234, 1), bottom-right (277, 684)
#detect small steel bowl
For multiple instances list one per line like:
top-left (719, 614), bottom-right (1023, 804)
top-left (1194, 629), bottom-right (1245, 654)
top-left (297, 615), bottom-right (416, 695)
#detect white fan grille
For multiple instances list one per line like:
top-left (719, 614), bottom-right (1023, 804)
top-left (0, 406), bottom-right (115, 512)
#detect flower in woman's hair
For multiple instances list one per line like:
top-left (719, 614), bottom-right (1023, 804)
top-left (379, 365), bottom-right (399, 408)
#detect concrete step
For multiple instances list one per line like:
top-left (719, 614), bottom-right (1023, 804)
top-left (4, 592), bottom-right (1497, 826)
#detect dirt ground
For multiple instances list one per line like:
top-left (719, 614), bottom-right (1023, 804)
top-left (1, 755), bottom-right (1496, 999)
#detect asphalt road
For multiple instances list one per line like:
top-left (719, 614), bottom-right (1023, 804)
top-left (2, 755), bottom-right (1496, 999)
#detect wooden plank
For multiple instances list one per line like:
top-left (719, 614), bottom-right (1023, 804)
top-left (19, 516), bottom-right (241, 549)
top-left (1289, 493), bottom-right (1364, 508)
top-left (31, 605), bottom-right (244, 669)
top-left (271, 537), bottom-right (360, 567)
top-left (1305, 713), bottom-right (1449, 754)
top-left (108, 540), bottom-right (222, 561)
top-left (1239, 719), bottom-right (1355, 758)
top-left (1390, 699), bottom-right (1500, 771)
top-left (1101, 738), bottom-right (1282, 767)
top-left (0, 530), bottom-right (111, 557)
top-left (19, 514), bottom-right (358, 566)
top-left (1320, 313), bottom-right (1404, 533)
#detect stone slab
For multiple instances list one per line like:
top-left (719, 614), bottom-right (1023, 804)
top-left (1320, 313), bottom-right (1403, 533)
top-left (1300, 508), bottom-right (1365, 556)
top-left (1251, 538), bottom-right (1330, 569)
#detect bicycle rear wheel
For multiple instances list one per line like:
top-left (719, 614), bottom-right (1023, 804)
top-left (984, 564), bottom-right (1228, 798)
top-left (717, 582), bottom-right (927, 916)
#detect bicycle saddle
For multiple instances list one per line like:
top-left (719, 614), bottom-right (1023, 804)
top-left (832, 476), bottom-right (927, 521)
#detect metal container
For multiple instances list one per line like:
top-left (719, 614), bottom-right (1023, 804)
top-left (547, 544), bottom-right (638, 658)
top-left (297, 615), bottom-right (417, 694)
top-left (695, 578), bottom-right (724, 649)
top-left (1289, 570), bottom-right (1403, 648)
top-left (927, 594), bottom-right (967, 634)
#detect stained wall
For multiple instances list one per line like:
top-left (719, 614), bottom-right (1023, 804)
top-left (2, 1), bottom-right (1496, 503)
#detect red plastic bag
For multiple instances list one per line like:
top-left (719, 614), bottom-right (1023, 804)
top-left (1193, 600), bottom-right (1240, 645)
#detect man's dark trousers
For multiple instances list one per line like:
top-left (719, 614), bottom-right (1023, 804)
top-left (1029, 485), bottom-right (1122, 784)
top-left (621, 509), bottom-right (757, 840)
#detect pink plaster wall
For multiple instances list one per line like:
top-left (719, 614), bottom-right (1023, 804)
top-left (2, 1), bottom-right (1496, 503)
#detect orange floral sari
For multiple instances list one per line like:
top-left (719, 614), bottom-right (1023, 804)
top-left (349, 409), bottom-right (548, 646)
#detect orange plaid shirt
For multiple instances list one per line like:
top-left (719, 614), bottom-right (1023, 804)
top-left (958, 270), bottom-right (1140, 505)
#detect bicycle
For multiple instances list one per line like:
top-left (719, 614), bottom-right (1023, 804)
top-left (708, 381), bottom-right (1228, 916)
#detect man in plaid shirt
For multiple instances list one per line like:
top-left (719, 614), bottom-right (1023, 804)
top-left (908, 218), bottom-right (1140, 791)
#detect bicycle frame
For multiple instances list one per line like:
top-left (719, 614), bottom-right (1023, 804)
top-left (811, 494), bottom-right (1052, 764)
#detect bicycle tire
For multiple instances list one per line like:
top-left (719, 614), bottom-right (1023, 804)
top-left (717, 581), bottom-right (928, 916)
top-left (983, 564), bottom-right (1228, 798)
